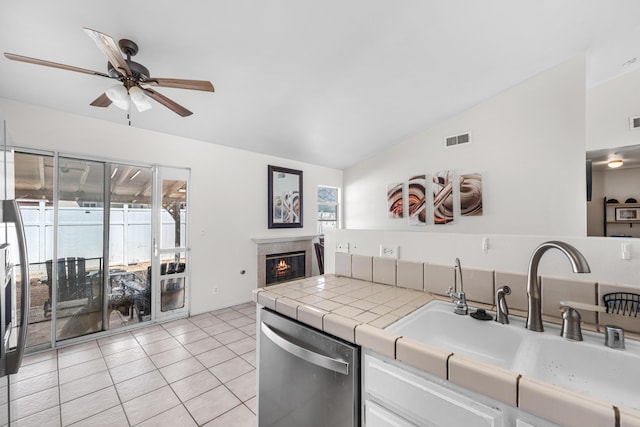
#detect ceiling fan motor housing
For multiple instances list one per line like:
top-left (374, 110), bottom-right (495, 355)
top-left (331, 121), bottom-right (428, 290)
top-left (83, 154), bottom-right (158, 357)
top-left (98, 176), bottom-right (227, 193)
top-left (108, 60), bottom-right (150, 81)
top-left (107, 39), bottom-right (150, 81)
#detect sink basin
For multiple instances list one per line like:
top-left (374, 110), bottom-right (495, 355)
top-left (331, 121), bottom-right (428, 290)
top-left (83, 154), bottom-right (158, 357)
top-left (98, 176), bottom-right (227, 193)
top-left (516, 325), bottom-right (640, 409)
top-left (387, 300), bottom-right (525, 366)
top-left (387, 300), bottom-right (640, 410)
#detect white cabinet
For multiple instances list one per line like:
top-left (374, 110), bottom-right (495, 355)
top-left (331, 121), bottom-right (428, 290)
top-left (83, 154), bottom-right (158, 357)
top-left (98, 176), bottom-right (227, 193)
top-left (363, 353), bottom-right (503, 426)
top-left (362, 351), bottom-right (559, 427)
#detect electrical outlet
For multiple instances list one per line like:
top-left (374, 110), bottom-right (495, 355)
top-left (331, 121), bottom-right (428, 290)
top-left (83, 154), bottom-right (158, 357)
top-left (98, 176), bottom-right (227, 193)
top-left (213, 287), bottom-right (219, 294)
top-left (336, 242), bottom-right (350, 254)
top-left (380, 245), bottom-right (399, 259)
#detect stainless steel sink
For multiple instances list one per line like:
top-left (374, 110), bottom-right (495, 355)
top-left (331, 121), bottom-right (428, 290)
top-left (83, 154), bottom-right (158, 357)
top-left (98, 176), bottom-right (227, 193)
top-left (387, 300), bottom-right (640, 410)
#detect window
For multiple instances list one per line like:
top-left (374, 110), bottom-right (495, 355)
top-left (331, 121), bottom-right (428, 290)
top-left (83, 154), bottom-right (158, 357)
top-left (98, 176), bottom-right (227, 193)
top-left (317, 186), bottom-right (339, 234)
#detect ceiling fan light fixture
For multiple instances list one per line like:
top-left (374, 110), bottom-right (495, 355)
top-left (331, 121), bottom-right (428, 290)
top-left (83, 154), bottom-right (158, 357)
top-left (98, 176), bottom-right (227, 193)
top-left (608, 159), bottom-right (624, 168)
top-left (129, 86), bottom-right (152, 112)
top-left (105, 84), bottom-right (129, 110)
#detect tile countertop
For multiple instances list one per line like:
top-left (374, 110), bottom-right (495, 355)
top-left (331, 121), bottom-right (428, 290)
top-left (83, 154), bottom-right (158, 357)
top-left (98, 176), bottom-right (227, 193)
top-left (252, 274), bottom-right (640, 427)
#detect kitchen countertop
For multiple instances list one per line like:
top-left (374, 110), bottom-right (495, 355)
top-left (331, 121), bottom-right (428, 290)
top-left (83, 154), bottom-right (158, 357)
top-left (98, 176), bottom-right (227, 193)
top-left (253, 274), bottom-right (640, 427)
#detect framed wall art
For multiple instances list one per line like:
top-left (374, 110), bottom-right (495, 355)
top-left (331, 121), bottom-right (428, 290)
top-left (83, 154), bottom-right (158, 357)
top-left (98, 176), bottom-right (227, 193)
top-left (616, 207), bottom-right (640, 221)
top-left (268, 165), bottom-right (303, 228)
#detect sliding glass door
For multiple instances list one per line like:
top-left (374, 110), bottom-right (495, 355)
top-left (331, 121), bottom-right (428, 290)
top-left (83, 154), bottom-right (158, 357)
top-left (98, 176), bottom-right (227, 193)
top-left (9, 149), bottom-right (190, 349)
top-left (55, 157), bottom-right (105, 341)
top-left (107, 164), bottom-right (153, 330)
top-left (11, 151), bottom-right (55, 350)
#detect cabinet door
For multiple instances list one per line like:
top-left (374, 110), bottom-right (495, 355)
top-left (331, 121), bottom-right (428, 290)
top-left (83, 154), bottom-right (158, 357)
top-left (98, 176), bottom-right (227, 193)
top-left (364, 354), bottom-right (503, 427)
top-left (365, 400), bottom-right (415, 427)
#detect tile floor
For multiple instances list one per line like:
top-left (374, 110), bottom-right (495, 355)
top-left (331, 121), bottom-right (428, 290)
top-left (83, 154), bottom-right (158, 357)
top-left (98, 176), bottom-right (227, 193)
top-left (5, 302), bottom-right (258, 426)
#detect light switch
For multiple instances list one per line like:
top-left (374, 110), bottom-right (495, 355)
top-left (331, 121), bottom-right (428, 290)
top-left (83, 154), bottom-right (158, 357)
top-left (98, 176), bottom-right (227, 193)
top-left (482, 237), bottom-right (489, 253)
top-left (622, 242), bottom-right (631, 260)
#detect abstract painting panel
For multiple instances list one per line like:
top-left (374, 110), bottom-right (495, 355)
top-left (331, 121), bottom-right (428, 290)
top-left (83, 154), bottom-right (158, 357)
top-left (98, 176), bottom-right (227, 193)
top-left (460, 172), bottom-right (483, 216)
top-left (433, 170), bottom-right (454, 224)
top-left (387, 182), bottom-right (404, 218)
top-left (408, 175), bottom-right (426, 225)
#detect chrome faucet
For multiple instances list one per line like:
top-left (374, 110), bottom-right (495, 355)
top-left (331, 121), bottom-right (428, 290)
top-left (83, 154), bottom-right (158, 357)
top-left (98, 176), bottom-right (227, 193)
top-left (447, 257), bottom-right (468, 315)
top-left (526, 241), bottom-right (590, 332)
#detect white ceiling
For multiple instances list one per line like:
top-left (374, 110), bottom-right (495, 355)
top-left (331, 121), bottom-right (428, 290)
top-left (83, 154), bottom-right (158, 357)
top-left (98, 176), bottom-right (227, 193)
top-left (2, 1), bottom-right (640, 169)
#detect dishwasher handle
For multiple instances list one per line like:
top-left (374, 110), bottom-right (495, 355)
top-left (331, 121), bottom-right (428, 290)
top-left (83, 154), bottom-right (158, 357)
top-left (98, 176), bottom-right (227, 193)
top-left (261, 321), bottom-right (350, 375)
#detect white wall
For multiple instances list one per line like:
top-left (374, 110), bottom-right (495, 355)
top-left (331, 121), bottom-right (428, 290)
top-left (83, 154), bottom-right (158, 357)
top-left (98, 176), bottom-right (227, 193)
top-left (587, 66), bottom-right (640, 151)
top-left (0, 98), bottom-right (343, 315)
top-left (343, 56), bottom-right (587, 236)
top-left (329, 56), bottom-right (640, 289)
top-left (584, 61), bottom-right (640, 238)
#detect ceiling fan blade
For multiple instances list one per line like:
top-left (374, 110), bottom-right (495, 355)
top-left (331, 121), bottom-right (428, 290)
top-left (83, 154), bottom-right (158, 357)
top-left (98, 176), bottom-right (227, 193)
top-left (143, 88), bottom-right (193, 117)
top-left (144, 77), bottom-right (214, 92)
top-left (4, 52), bottom-right (112, 78)
top-left (90, 93), bottom-right (112, 107)
top-left (83, 27), bottom-right (131, 77)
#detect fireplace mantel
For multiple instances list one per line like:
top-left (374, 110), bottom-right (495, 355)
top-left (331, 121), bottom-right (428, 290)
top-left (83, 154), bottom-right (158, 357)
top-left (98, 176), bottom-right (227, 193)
top-left (251, 235), bottom-right (317, 244)
top-left (253, 235), bottom-right (317, 287)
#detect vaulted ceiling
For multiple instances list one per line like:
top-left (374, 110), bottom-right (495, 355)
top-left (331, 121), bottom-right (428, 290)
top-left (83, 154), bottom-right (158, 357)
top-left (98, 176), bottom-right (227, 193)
top-left (2, 1), bottom-right (640, 169)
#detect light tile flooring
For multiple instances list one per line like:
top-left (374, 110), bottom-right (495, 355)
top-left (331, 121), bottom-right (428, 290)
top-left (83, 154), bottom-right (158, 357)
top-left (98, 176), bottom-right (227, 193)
top-left (6, 302), bottom-right (258, 426)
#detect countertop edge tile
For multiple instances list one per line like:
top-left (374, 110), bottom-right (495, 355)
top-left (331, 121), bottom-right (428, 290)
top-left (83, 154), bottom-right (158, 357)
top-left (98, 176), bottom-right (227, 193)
top-left (620, 406), bottom-right (640, 427)
top-left (395, 337), bottom-right (450, 380)
top-left (355, 324), bottom-right (399, 359)
top-left (274, 297), bottom-right (299, 319)
top-left (323, 314), bottom-right (361, 343)
top-left (448, 354), bottom-right (518, 407)
top-left (519, 376), bottom-right (616, 427)
top-left (296, 305), bottom-right (328, 330)
top-left (251, 288), bottom-right (262, 303)
top-left (257, 291), bottom-right (277, 310)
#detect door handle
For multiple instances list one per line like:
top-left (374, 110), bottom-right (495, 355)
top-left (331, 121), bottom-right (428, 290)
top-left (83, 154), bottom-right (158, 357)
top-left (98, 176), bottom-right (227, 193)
top-left (260, 321), bottom-right (349, 375)
top-left (2, 200), bottom-right (29, 375)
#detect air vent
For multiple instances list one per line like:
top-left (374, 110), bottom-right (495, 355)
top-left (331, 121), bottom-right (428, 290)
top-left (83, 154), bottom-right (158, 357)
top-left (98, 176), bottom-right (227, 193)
top-left (630, 116), bottom-right (640, 130)
top-left (445, 132), bottom-right (471, 147)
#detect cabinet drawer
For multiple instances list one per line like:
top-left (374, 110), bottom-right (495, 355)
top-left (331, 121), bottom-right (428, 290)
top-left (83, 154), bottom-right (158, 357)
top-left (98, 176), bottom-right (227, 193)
top-left (365, 400), bottom-right (415, 427)
top-left (364, 354), bottom-right (503, 427)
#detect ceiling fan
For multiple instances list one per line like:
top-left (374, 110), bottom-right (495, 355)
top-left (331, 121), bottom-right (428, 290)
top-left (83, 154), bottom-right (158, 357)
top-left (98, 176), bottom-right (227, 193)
top-left (3, 28), bottom-right (214, 117)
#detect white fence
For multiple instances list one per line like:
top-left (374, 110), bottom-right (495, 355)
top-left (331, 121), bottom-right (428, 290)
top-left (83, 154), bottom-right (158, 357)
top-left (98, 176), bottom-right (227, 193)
top-left (14, 202), bottom-right (185, 268)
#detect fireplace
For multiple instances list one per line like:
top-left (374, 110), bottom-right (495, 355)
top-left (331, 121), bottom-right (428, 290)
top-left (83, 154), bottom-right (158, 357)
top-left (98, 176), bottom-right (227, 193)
top-left (253, 235), bottom-right (315, 288)
top-left (266, 251), bottom-right (306, 285)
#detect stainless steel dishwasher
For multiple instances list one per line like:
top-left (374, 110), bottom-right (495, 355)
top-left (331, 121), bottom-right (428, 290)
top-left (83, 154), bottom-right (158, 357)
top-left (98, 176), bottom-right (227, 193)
top-left (258, 308), bottom-right (360, 427)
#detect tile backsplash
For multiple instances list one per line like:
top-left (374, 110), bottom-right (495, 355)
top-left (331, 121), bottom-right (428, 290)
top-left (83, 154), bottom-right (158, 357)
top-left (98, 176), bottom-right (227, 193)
top-left (494, 272), bottom-right (528, 312)
top-left (541, 277), bottom-right (597, 324)
top-left (334, 253), bottom-right (640, 333)
top-left (352, 254), bottom-right (373, 281)
top-left (396, 260), bottom-right (424, 291)
top-left (373, 257), bottom-right (397, 286)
